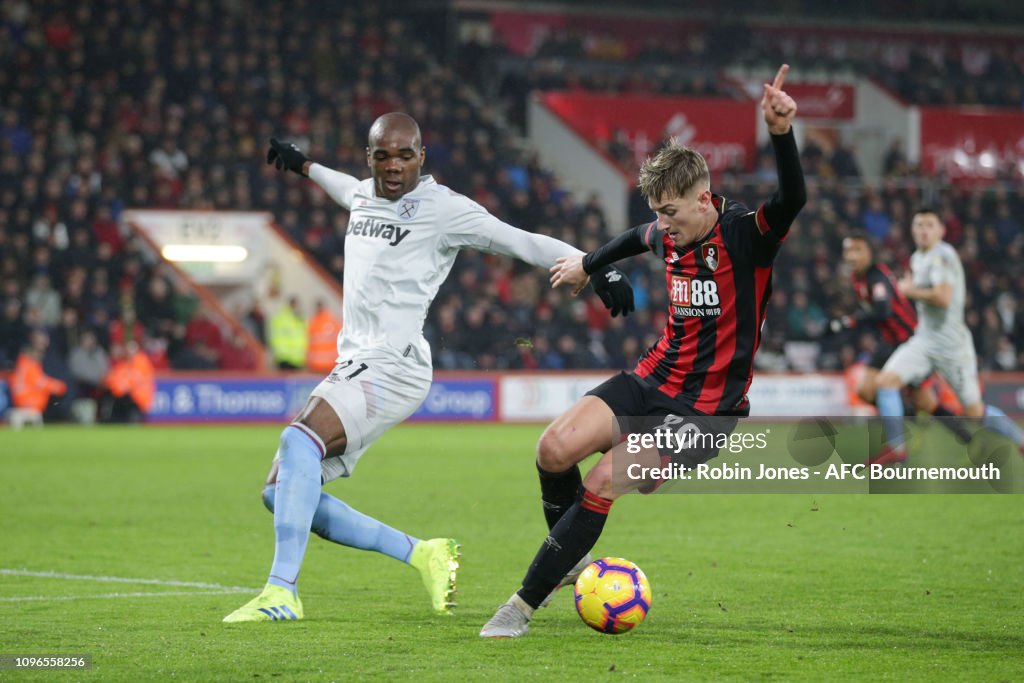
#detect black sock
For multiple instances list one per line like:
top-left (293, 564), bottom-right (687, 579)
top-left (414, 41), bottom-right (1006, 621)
top-left (517, 490), bottom-right (612, 609)
top-left (537, 463), bottom-right (582, 530)
top-left (903, 398), bottom-right (916, 417)
top-left (933, 406), bottom-right (973, 443)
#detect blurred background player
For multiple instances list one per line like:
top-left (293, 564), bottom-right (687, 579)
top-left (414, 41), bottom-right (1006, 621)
top-left (873, 209), bottom-right (1024, 464)
top-left (481, 65), bottom-right (805, 638)
top-left (224, 112), bottom-right (634, 623)
top-left (829, 230), bottom-right (972, 446)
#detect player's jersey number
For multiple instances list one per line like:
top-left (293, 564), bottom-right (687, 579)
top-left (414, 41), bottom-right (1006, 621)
top-left (331, 360), bottom-right (370, 382)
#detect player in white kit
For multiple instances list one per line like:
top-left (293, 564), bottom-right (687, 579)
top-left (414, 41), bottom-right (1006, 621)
top-left (223, 113), bottom-right (634, 622)
top-left (872, 208), bottom-right (1023, 465)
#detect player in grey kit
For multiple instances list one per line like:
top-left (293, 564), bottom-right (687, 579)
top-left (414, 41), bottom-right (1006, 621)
top-left (224, 112), bottom-right (634, 623)
top-left (873, 208), bottom-right (1023, 464)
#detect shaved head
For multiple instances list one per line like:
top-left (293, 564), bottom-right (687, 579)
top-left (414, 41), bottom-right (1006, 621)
top-left (366, 112), bottom-right (426, 199)
top-left (368, 112), bottom-right (422, 149)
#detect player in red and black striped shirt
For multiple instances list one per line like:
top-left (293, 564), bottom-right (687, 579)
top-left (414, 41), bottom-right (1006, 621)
top-left (481, 65), bottom-right (805, 638)
top-left (837, 232), bottom-right (917, 345)
top-left (829, 231), bottom-right (972, 446)
top-left (830, 231), bottom-right (916, 403)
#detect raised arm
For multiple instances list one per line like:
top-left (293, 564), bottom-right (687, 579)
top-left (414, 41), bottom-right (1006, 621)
top-left (267, 138), bottom-right (359, 209)
top-left (757, 65), bottom-right (806, 242)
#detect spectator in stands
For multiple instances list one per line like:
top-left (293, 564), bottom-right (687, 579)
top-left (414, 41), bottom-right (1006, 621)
top-left (91, 205), bottom-right (123, 253)
top-left (32, 205), bottom-right (69, 252)
top-left (62, 224), bottom-right (96, 271)
top-left (220, 334), bottom-right (261, 372)
top-left (184, 307), bottom-right (225, 369)
top-left (9, 330), bottom-right (67, 424)
top-left (171, 279), bottom-right (200, 328)
top-left (831, 142), bottom-right (861, 179)
top-left (787, 290), bottom-right (828, 341)
top-left (24, 271), bottom-right (61, 329)
top-left (69, 328), bottom-right (109, 399)
top-left (0, 297), bottom-right (27, 369)
top-left (860, 195), bottom-right (892, 241)
top-left (136, 273), bottom-right (179, 341)
top-left (61, 266), bottom-right (88, 315)
top-left (149, 136), bottom-right (188, 181)
top-left (994, 336), bottom-right (1017, 371)
top-left (50, 305), bottom-right (82, 366)
top-left (109, 305), bottom-right (145, 347)
top-left (269, 297), bottom-right (308, 371)
top-left (0, 1), bottom-right (1020, 376)
top-left (882, 139), bottom-right (911, 177)
top-left (0, 110), bottom-right (32, 156)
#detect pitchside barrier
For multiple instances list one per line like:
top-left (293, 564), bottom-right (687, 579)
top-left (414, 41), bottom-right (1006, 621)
top-left (2, 372), bottom-right (1021, 424)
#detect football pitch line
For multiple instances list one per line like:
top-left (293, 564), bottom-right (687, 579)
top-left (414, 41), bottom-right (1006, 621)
top-left (0, 568), bottom-right (254, 602)
top-left (0, 590), bottom-right (250, 602)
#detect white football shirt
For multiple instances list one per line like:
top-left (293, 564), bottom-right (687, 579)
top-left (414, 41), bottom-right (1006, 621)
top-left (309, 165), bottom-right (583, 365)
top-left (909, 240), bottom-right (971, 355)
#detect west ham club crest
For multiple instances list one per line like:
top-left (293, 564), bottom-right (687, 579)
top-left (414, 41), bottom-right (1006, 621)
top-left (701, 242), bottom-right (719, 272)
top-left (398, 197), bottom-right (420, 220)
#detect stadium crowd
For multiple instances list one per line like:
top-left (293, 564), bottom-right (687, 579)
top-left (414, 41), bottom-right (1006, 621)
top-left (483, 20), bottom-right (1024, 128)
top-left (1, 0), bottom-right (1022, 425)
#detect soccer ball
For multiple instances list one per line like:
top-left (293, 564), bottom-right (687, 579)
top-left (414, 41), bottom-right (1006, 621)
top-left (573, 557), bottom-right (652, 634)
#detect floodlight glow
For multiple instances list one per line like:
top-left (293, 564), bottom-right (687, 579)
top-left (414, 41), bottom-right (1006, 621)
top-left (161, 244), bottom-right (249, 262)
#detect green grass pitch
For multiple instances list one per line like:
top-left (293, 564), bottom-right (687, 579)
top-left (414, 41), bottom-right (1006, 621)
top-left (2, 423), bottom-right (1023, 681)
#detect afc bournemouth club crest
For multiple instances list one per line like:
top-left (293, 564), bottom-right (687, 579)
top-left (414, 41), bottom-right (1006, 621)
top-left (701, 242), bottom-right (719, 272)
top-left (398, 197), bottom-right (420, 220)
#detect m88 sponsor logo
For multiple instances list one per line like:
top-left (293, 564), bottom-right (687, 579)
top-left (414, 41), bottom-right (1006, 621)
top-left (670, 276), bottom-right (721, 317)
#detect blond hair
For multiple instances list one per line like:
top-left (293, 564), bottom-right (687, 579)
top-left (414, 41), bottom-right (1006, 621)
top-left (637, 139), bottom-right (710, 202)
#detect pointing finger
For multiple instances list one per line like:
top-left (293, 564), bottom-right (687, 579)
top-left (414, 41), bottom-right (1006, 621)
top-left (772, 64), bottom-right (789, 90)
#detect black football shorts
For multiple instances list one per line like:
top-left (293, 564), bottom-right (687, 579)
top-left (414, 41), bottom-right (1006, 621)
top-left (586, 371), bottom-right (738, 469)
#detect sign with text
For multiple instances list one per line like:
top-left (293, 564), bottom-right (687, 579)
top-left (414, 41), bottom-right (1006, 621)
top-left (144, 375), bottom-right (497, 423)
top-left (149, 376), bottom-right (318, 422)
top-left (409, 378), bottom-right (497, 421)
top-left (920, 107), bottom-right (1024, 181)
top-left (542, 92), bottom-right (758, 173)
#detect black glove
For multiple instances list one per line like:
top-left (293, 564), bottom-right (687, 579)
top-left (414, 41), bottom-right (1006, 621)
top-left (267, 137), bottom-right (310, 175)
top-left (591, 265), bottom-right (635, 317)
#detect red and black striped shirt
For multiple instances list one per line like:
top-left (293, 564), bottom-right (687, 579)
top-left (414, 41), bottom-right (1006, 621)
top-left (582, 130), bottom-right (805, 416)
top-left (849, 263), bottom-right (916, 344)
top-left (630, 196), bottom-right (783, 415)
